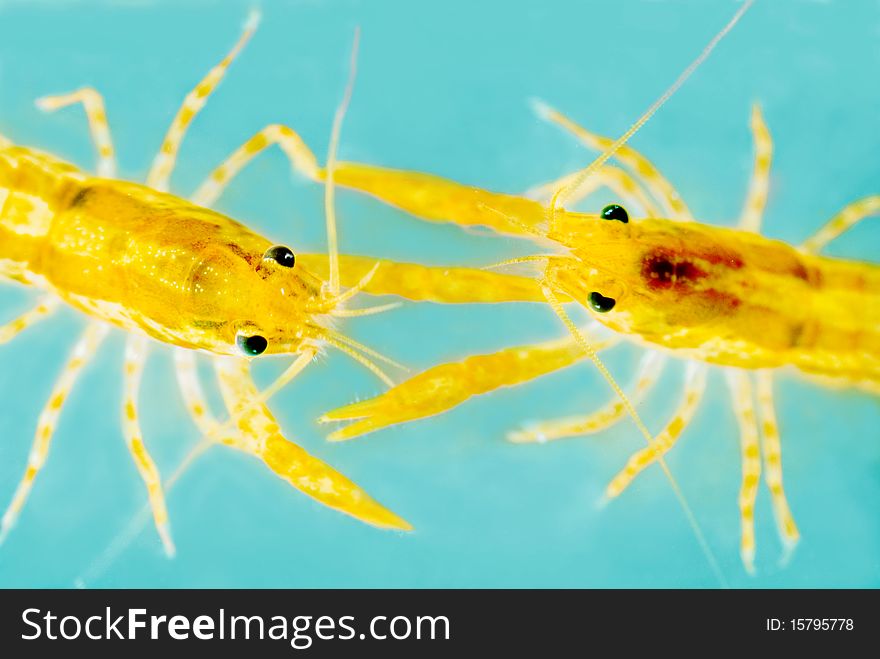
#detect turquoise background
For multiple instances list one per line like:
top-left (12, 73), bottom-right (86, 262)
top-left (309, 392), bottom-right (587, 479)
top-left (0, 0), bottom-right (877, 588)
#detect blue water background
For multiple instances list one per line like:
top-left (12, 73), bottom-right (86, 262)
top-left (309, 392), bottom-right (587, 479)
top-left (0, 0), bottom-right (877, 587)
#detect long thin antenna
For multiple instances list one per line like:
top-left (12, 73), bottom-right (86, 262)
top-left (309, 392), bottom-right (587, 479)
top-left (325, 27), bottom-right (361, 296)
top-left (542, 283), bottom-right (728, 587)
top-left (322, 335), bottom-right (394, 387)
top-left (536, 3), bottom-right (756, 580)
top-left (548, 0), bottom-right (755, 220)
top-left (323, 327), bottom-right (407, 371)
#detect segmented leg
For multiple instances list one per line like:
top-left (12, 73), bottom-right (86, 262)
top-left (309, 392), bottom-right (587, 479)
top-left (800, 196), bottom-right (880, 253)
top-left (147, 11), bottom-right (260, 191)
top-left (321, 329), bottom-right (618, 441)
top-left (725, 369), bottom-right (761, 573)
top-left (122, 336), bottom-right (175, 557)
top-left (542, 284), bottom-right (722, 583)
top-left (212, 356), bottom-right (411, 529)
top-left (155, 348), bottom-right (298, 501)
top-left (0, 321), bottom-right (108, 545)
top-left (527, 163), bottom-right (662, 217)
top-left (509, 351), bottom-right (666, 443)
top-left (738, 104), bottom-right (773, 232)
top-left (0, 297), bottom-right (58, 344)
top-left (196, 130), bottom-right (547, 236)
top-left (755, 370), bottom-right (799, 553)
top-left (167, 348), bottom-right (249, 492)
top-left (604, 362), bottom-right (709, 499)
top-left (191, 124), bottom-right (320, 206)
top-left (183, 99), bottom-right (539, 236)
top-left (533, 100), bottom-right (694, 220)
top-left (36, 88), bottom-right (117, 177)
top-left (173, 349), bottom-right (218, 436)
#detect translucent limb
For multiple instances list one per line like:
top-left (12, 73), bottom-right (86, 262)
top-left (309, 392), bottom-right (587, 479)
top-left (190, 124), bottom-right (320, 206)
top-left (36, 87), bottom-right (117, 177)
top-left (121, 336), bottom-right (175, 557)
top-left (533, 101), bottom-right (693, 221)
top-left (195, 130), bottom-right (548, 237)
top-left (147, 10), bottom-right (260, 191)
top-left (541, 284), bottom-right (725, 585)
top-left (725, 369), bottom-right (762, 574)
top-left (0, 321), bottom-right (108, 544)
top-left (738, 103), bottom-right (773, 233)
top-left (755, 370), bottom-right (800, 556)
top-left (0, 297), bottom-right (58, 345)
top-left (800, 196), bottom-right (880, 254)
top-left (509, 351), bottom-right (666, 443)
top-left (604, 362), bottom-right (709, 499)
top-left (173, 349), bottom-right (218, 436)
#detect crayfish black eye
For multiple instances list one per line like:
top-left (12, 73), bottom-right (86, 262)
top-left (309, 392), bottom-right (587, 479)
top-left (601, 204), bottom-right (629, 224)
top-left (263, 245), bottom-right (296, 268)
top-left (588, 291), bottom-right (616, 313)
top-left (237, 334), bottom-right (268, 356)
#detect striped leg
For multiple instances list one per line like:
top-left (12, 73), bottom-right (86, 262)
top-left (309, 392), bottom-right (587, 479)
top-left (0, 297), bottom-right (58, 345)
top-left (173, 349), bottom-right (218, 436)
top-left (147, 11), bottom-right (260, 191)
top-left (527, 164), bottom-right (662, 218)
top-left (800, 196), bottom-right (880, 253)
top-left (193, 126), bottom-right (548, 236)
top-left (190, 126), bottom-right (546, 240)
top-left (533, 100), bottom-right (694, 220)
top-left (0, 321), bottom-right (108, 544)
top-left (755, 370), bottom-right (799, 555)
top-left (725, 369), bottom-right (761, 574)
top-left (509, 351), bottom-right (666, 443)
top-left (605, 362), bottom-right (709, 499)
top-left (122, 336), bottom-right (174, 557)
top-left (165, 348), bottom-right (250, 494)
top-left (738, 104), bottom-right (773, 232)
top-left (36, 88), bottom-right (117, 177)
top-left (191, 124), bottom-right (320, 206)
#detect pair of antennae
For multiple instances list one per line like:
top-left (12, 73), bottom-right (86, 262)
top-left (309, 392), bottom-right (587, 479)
top-left (533, 0), bottom-right (755, 587)
top-left (324, 27), bottom-right (361, 298)
top-left (82, 2), bottom-right (754, 585)
top-left (316, 2), bottom-right (754, 588)
top-left (318, 27), bottom-right (407, 385)
top-left (319, 0), bottom-right (755, 586)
